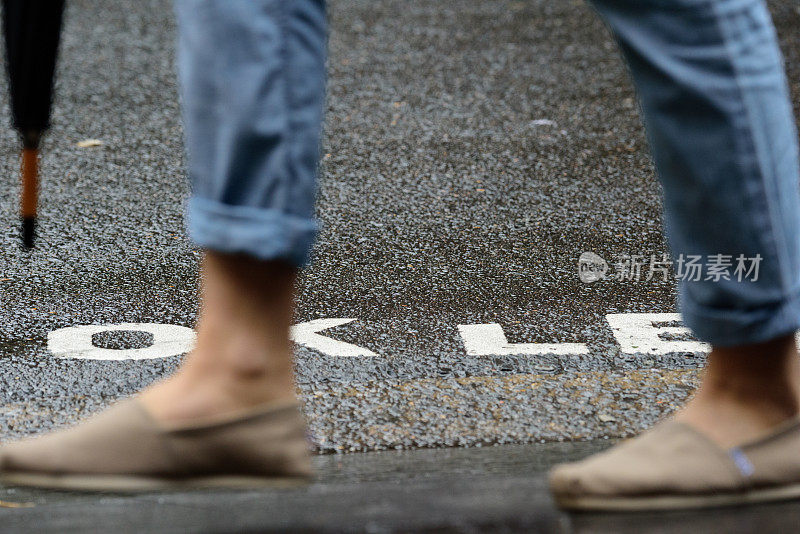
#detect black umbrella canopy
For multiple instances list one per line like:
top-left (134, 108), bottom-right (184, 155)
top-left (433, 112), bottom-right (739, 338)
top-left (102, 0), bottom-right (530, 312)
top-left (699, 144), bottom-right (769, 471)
top-left (2, 0), bottom-right (66, 248)
top-left (3, 0), bottom-right (65, 147)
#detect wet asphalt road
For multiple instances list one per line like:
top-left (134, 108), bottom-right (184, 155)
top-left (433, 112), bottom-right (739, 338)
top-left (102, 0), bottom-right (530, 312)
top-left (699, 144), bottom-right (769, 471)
top-left (0, 0), bottom-right (712, 450)
top-left (0, 0), bottom-right (798, 531)
top-left (3, 440), bottom-right (800, 533)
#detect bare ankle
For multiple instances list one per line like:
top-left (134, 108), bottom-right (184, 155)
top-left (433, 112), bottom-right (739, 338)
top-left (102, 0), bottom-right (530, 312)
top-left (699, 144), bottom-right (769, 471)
top-left (674, 335), bottom-right (800, 446)
top-left (182, 345), bottom-right (296, 394)
top-left (698, 376), bottom-right (798, 413)
top-left (188, 251), bottom-right (298, 394)
top-left (140, 252), bottom-right (300, 422)
top-left (700, 334), bottom-right (800, 405)
top-left (142, 364), bottom-right (296, 422)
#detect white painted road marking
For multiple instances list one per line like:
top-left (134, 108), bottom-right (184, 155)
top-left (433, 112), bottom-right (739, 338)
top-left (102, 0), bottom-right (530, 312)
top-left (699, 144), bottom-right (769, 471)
top-left (46, 314), bottom-right (799, 361)
top-left (457, 323), bottom-right (589, 356)
top-left (47, 323), bottom-right (197, 361)
top-left (606, 313), bottom-right (710, 355)
top-left (290, 318), bottom-right (378, 357)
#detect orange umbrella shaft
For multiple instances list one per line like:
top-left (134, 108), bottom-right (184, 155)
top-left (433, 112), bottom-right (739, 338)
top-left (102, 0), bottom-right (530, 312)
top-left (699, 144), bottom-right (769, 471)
top-left (20, 147), bottom-right (38, 218)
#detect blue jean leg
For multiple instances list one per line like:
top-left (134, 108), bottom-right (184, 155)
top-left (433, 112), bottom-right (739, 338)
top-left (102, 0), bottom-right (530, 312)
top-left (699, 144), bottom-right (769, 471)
top-left (591, 0), bottom-right (800, 345)
top-left (174, 0), bottom-right (326, 267)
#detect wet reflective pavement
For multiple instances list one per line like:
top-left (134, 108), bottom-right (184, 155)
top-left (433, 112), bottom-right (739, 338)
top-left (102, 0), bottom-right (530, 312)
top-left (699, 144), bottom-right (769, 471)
top-left (0, 0), bottom-right (799, 531)
top-left (2, 440), bottom-right (800, 533)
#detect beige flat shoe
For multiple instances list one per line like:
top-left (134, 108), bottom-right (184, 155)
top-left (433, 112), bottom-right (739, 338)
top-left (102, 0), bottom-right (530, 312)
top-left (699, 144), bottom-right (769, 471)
top-left (0, 398), bottom-right (311, 491)
top-left (550, 417), bottom-right (800, 511)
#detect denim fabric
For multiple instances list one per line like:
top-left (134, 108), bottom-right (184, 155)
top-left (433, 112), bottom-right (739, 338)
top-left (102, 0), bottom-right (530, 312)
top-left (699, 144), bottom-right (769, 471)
top-left (591, 0), bottom-right (800, 345)
top-left (175, 0), bottom-right (800, 346)
top-left (174, 0), bottom-right (326, 266)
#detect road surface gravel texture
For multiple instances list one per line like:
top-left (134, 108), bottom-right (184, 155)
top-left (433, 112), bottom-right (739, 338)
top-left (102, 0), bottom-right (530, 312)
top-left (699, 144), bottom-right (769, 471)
top-left (0, 0), bottom-right (798, 531)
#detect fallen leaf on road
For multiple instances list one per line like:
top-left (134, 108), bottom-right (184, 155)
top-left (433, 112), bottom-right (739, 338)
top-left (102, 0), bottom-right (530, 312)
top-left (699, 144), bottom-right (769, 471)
top-left (76, 139), bottom-right (103, 148)
top-left (0, 500), bottom-right (34, 508)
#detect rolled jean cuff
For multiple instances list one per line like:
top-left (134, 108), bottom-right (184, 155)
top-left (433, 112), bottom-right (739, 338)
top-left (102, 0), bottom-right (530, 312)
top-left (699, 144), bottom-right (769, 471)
top-left (681, 289), bottom-right (800, 347)
top-left (186, 197), bottom-right (317, 267)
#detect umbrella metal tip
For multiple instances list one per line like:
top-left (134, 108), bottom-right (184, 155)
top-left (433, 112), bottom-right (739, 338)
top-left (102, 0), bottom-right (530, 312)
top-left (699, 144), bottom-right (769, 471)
top-left (21, 216), bottom-right (35, 249)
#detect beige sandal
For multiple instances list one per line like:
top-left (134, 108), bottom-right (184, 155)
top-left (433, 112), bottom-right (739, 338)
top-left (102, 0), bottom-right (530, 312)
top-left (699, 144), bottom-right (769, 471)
top-left (550, 417), bottom-right (800, 511)
top-left (0, 398), bottom-right (311, 491)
